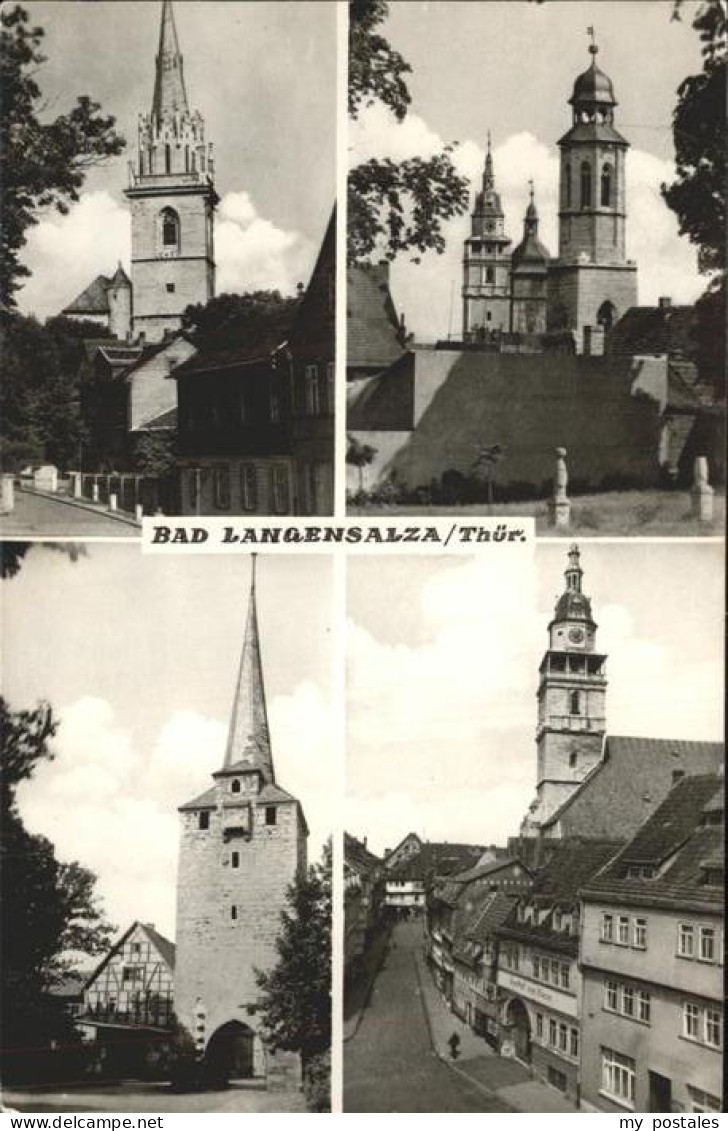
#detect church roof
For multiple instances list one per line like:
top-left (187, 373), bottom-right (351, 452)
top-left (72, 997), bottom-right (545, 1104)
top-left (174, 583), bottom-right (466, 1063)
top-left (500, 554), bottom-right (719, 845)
top-left (63, 275), bottom-right (114, 315)
top-left (558, 121), bottom-right (629, 147)
top-left (222, 560), bottom-right (275, 784)
top-left (541, 736), bottom-right (725, 841)
top-left (570, 54), bottom-right (616, 106)
top-left (152, 0), bottom-right (189, 120)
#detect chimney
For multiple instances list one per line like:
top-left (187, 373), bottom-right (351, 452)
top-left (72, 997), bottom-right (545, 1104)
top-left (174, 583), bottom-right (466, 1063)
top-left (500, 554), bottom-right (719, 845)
top-left (658, 296), bottom-right (672, 309)
top-left (362, 836), bottom-right (367, 848)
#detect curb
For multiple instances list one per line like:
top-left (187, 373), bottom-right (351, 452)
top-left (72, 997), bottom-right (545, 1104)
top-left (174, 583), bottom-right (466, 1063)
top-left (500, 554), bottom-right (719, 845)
top-left (17, 487), bottom-right (141, 529)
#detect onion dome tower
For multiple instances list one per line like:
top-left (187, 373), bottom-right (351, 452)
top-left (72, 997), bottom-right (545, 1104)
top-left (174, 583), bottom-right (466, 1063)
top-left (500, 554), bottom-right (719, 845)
top-left (510, 182), bottom-right (551, 335)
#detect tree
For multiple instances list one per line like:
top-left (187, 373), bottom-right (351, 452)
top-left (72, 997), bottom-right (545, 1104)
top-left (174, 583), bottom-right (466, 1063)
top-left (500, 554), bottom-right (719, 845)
top-left (1, 698), bottom-right (114, 1081)
top-left (472, 442), bottom-right (503, 506)
top-left (346, 435), bottom-right (378, 492)
top-left (0, 5), bottom-right (125, 308)
top-left (348, 0), bottom-right (469, 264)
top-left (661, 0), bottom-right (726, 277)
top-left (256, 842), bottom-right (331, 1111)
top-left (181, 291), bottom-right (300, 354)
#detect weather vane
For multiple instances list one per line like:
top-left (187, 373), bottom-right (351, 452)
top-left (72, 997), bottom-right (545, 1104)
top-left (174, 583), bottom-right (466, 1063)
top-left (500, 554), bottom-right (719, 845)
top-left (587, 26), bottom-right (598, 55)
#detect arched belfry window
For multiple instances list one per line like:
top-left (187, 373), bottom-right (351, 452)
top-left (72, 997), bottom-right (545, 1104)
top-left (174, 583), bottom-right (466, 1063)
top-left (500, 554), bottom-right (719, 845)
top-left (597, 300), bottom-right (617, 331)
top-left (165, 144), bottom-right (171, 174)
top-left (580, 161), bottom-right (591, 209)
top-left (160, 207), bottom-right (180, 252)
top-left (231, 779), bottom-right (241, 794)
top-left (601, 164), bottom-right (612, 207)
top-left (565, 163), bottom-right (572, 208)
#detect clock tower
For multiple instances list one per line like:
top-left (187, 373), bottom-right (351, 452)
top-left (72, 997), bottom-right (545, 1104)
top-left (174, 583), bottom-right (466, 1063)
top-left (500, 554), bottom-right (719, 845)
top-left (524, 545), bottom-right (608, 832)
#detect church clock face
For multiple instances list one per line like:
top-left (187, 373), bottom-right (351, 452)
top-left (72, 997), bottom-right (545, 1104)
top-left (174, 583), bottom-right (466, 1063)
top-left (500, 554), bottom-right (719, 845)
top-left (568, 627), bottom-right (585, 644)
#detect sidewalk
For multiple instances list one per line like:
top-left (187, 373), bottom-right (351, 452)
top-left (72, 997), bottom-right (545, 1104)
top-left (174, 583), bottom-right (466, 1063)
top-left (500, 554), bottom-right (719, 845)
top-left (343, 922), bottom-right (392, 1041)
top-left (413, 948), bottom-right (577, 1114)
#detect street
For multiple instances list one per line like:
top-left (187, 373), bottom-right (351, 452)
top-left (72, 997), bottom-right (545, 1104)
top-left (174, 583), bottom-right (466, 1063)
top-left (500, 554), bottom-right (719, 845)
top-left (0, 491), bottom-right (140, 538)
top-left (2, 1080), bottom-right (305, 1114)
top-left (344, 920), bottom-right (514, 1112)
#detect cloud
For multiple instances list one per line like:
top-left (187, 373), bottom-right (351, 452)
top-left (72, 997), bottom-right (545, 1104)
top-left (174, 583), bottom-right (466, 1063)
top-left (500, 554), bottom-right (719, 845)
top-left (17, 189), bottom-right (314, 322)
top-left (350, 106), bottom-right (704, 341)
top-left (16, 682), bottom-right (331, 941)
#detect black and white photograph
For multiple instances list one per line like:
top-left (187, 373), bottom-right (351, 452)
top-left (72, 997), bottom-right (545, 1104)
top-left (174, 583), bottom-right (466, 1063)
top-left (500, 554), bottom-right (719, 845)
top-left (1, 0), bottom-right (335, 538)
top-left (1, 546), bottom-right (333, 1111)
top-left (346, 0), bottom-right (725, 534)
top-left (344, 542), bottom-right (724, 1112)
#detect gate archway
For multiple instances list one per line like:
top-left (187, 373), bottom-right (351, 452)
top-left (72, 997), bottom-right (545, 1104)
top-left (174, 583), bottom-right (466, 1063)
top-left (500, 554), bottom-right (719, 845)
top-left (505, 997), bottom-right (532, 1064)
top-left (205, 1020), bottom-right (257, 1086)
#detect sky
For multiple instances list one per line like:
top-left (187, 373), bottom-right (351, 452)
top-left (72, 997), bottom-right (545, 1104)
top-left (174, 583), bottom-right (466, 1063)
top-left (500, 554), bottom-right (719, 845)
top-left (3, 545), bottom-right (334, 942)
top-left (345, 541), bottom-right (724, 857)
top-left (349, 0), bottom-right (708, 341)
top-left (18, 0), bottom-right (336, 320)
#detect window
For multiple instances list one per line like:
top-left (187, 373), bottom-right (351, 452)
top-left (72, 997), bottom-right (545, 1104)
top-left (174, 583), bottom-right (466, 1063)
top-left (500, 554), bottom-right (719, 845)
top-left (198, 811), bottom-right (209, 830)
top-left (548, 1066), bottom-right (568, 1092)
top-left (617, 916), bottom-right (630, 945)
top-left (638, 991), bottom-right (651, 1024)
top-left (560, 965), bottom-right (570, 989)
top-left (622, 986), bottom-right (634, 1017)
top-left (161, 207), bottom-right (180, 249)
top-left (580, 161), bottom-right (592, 209)
top-left (602, 913), bottom-right (614, 942)
top-left (550, 960), bottom-right (560, 984)
top-left (569, 751), bottom-right (577, 768)
top-left (213, 466), bottom-right (230, 510)
top-left (605, 980), bottom-right (619, 1011)
top-left (304, 365), bottom-right (320, 415)
top-left (536, 1013), bottom-right (543, 1040)
top-left (633, 918), bottom-right (647, 949)
top-left (231, 905), bottom-right (237, 920)
top-left (265, 806), bottom-right (277, 826)
top-left (231, 851), bottom-right (239, 869)
top-left (570, 690), bottom-right (581, 715)
top-left (678, 923), bottom-right (695, 957)
top-left (601, 164), bottom-right (612, 207)
top-left (570, 1028), bottom-right (579, 1058)
top-left (688, 1087), bottom-right (721, 1113)
top-left (486, 266), bottom-right (495, 284)
top-left (565, 162), bottom-right (572, 207)
top-left (271, 465), bottom-right (289, 514)
top-left (532, 957), bottom-right (540, 980)
top-left (699, 926), bottom-right (716, 961)
top-left (241, 465), bottom-right (257, 512)
top-left (601, 1047), bottom-right (635, 1107)
top-left (231, 779), bottom-right (241, 794)
top-left (165, 143), bottom-right (171, 174)
top-left (558, 1022), bottom-right (568, 1052)
top-left (683, 1002), bottom-right (700, 1039)
top-left (705, 1007), bottom-right (722, 1048)
top-left (549, 1019), bottom-right (557, 1047)
top-left (122, 966), bottom-right (141, 984)
top-left (166, 282), bottom-right (175, 293)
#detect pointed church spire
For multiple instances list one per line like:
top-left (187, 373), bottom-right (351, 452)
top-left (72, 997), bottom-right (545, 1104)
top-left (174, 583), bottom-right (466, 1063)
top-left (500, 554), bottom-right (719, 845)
top-left (223, 557), bottom-right (275, 783)
top-left (152, 0), bottom-right (188, 121)
top-left (483, 131), bottom-right (494, 190)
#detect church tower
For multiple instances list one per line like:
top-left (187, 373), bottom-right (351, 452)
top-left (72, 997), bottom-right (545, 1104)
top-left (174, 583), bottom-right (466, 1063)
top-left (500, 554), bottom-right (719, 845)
top-left (547, 33), bottom-right (637, 350)
top-left (523, 545), bottom-right (608, 833)
top-left (175, 560), bottom-right (307, 1082)
top-left (462, 135), bottom-right (512, 339)
top-left (510, 183), bottom-right (551, 335)
top-left (125, 0), bottom-right (217, 343)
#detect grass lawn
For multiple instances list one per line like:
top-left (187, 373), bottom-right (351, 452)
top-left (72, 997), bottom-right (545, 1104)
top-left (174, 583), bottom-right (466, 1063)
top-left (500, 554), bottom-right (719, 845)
top-left (349, 488), bottom-right (725, 537)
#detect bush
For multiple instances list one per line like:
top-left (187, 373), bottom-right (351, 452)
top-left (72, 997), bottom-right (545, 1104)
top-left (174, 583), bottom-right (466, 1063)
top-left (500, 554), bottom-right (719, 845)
top-left (303, 1049), bottom-right (331, 1112)
top-left (166, 1023), bottom-right (204, 1093)
top-left (0, 438), bottom-right (44, 474)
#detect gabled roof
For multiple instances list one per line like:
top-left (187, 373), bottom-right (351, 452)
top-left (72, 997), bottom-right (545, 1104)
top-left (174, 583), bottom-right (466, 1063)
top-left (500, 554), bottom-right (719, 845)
top-left (449, 856), bottom-right (524, 885)
top-left (172, 337), bottom-right (287, 380)
top-left (542, 735), bottom-right (724, 841)
top-left (345, 832), bottom-right (382, 875)
top-left (179, 784), bottom-right (218, 811)
top-left (389, 841), bottom-right (485, 882)
top-left (529, 838), bottom-right (624, 903)
top-left (468, 892), bottom-right (519, 945)
top-left (84, 921), bottom-right (176, 991)
top-left (63, 275), bottom-right (114, 315)
top-left (582, 774), bottom-right (724, 911)
top-left (347, 264), bottom-right (406, 372)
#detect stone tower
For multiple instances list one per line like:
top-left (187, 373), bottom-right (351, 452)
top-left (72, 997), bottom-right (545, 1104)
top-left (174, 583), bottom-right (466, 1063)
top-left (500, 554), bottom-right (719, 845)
top-left (510, 183), bottom-right (551, 335)
top-left (523, 545), bottom-right (608, 833)
top-left (462, 134), bottom-right (512, 339)
top-left (175, 560), bottom-right (308, 1081)
top-left (125, 0), bottom-right (217, 343)
top-left (547, 32), bottom-right (637, 350)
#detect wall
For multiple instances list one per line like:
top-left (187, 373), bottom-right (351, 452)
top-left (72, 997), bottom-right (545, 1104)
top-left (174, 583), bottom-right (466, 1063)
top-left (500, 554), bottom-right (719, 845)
top-left (129, 338), bottom-right (196, 431)
top-left (178, 457), bottom-right (295, 517)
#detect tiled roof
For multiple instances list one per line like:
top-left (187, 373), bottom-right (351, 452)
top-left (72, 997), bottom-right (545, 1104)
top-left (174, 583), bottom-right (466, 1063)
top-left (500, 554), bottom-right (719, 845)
top-left (608, 305), bottom-right (697, 358)
top-left (63, 274), bottom-right (113, 315)
top-left (143, 923), bottom-right (176, 970)
top-left (390, 841), bottom-right (485, 882)
top-left (84, 921), bottom-right (176, 989)
top-left (178, 785), bottom-right (218, 811)
top-left (347, 264), bottom-right (406, 372)
top-left (449, 856), bottom-right (522, 884)
top-left (134, 406), bottom-right (178, 432)
top-left (345, 832), bottom-right (382, 874)
top-left (582, 774), bottom-right (724, 911)
top-left (467, 892), bottom-right (519, 945)
top-left (542, 735), bottom-right (724, 840)
top-left (529, 838), bottom-right (624, 902)
top-left (173, 337), bottom-right (287, 379)
top-left (257, 783), bottom-right (298, 805)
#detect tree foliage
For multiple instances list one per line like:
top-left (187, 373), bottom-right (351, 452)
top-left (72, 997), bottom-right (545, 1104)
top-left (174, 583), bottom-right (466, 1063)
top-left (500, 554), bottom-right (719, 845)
top-left (1, 698), bottom-right (114, 1079)
top-left (347, 0), bottom-right (469, 264)
top-left (181, 291), bottom-right (300, 354)
top-left (661, 0), bottom-right (726, 277)
top-left (1, 5), bottom-right (125, 308)
top-left (255, 842), bottom-right (331, 1106)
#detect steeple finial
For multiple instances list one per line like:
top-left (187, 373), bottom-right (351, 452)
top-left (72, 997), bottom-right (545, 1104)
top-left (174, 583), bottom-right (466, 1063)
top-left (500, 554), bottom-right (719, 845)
top-left (528, 179), bottom-right (534, 205)
top-left (587, 25), bottom-right (598, 56)
top-left (152, 0), bottom-right (189, 121)
top-left (223, 558), bottom-right (275, 783)
top-left (565, 544), bottom-right (583, 592)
